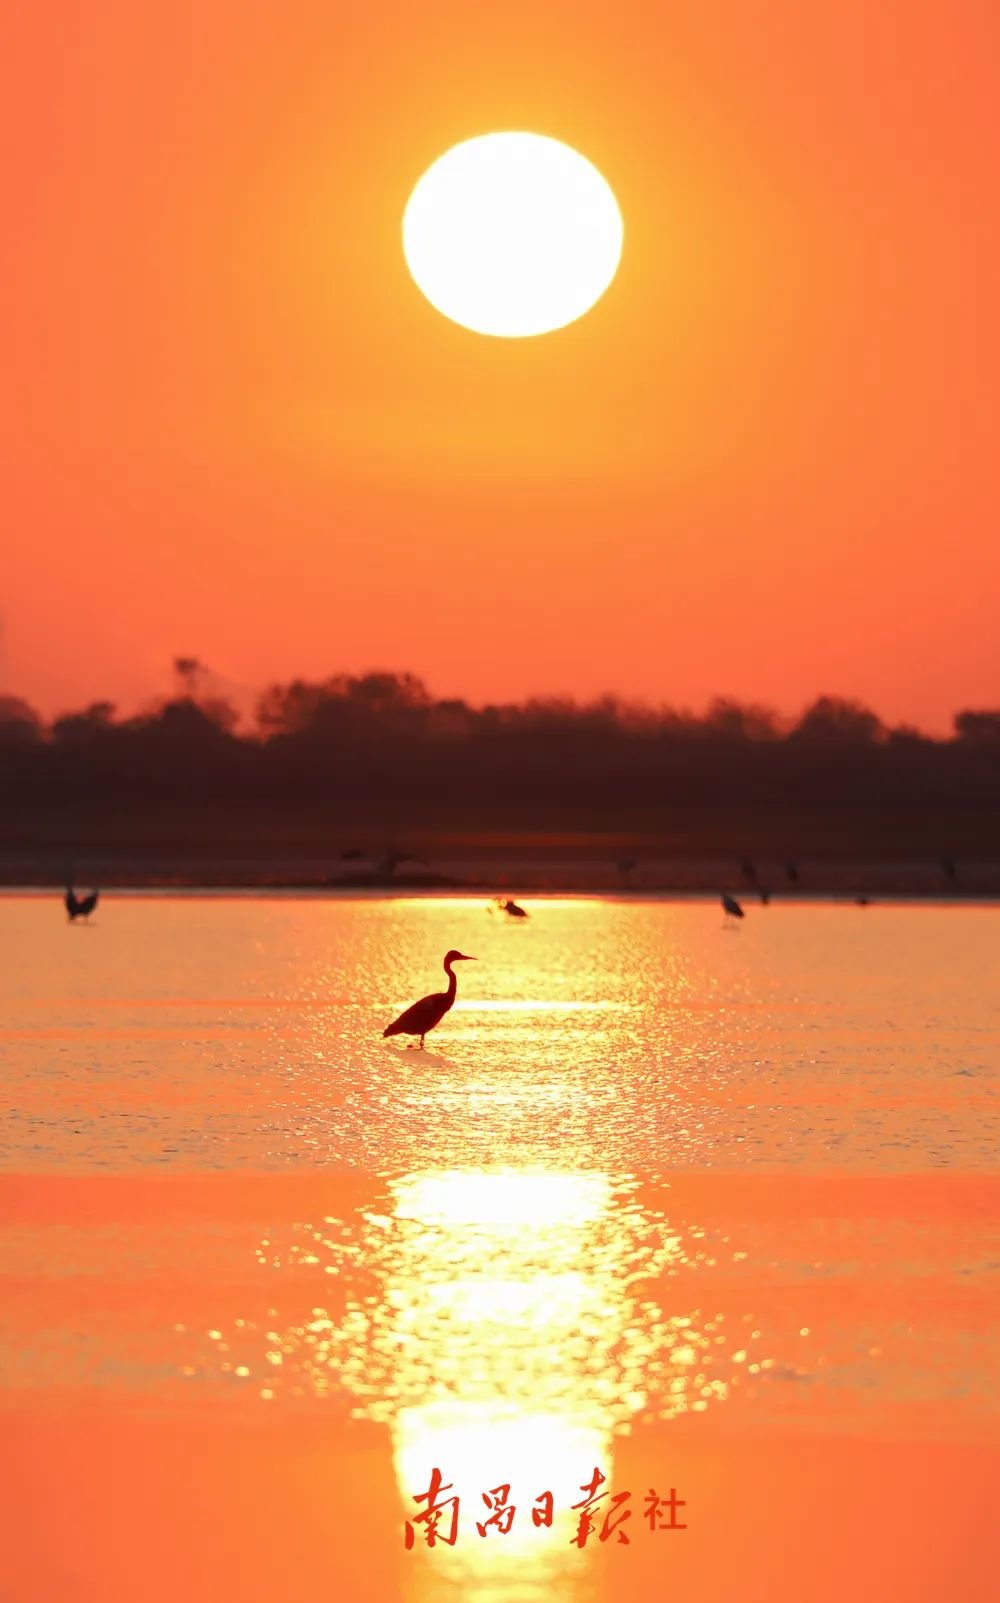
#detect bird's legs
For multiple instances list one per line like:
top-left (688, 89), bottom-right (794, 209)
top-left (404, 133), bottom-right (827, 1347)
top-left (419, 1035), bottom-right (426, 1050)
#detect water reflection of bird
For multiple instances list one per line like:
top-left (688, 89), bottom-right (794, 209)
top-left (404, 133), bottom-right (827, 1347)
top-left (721, 892), bottom-right (745, 921)
top-left (383, 950), bottom-right (476, 1049)
top-left (497, 898), bottom-right (529, 918)
top-left (65, 888), bottom-right (99, 922)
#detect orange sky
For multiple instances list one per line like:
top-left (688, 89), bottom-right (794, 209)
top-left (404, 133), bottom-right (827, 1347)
top-left (2, 0), bottom-right (998, 730)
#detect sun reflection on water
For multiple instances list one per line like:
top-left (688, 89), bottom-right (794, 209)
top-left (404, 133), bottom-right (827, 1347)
top-left (181, 1166), bottom-right (755, 1598)
top-left (383, 1169), bottom-right (622, 1599)
top-left (211, 1166), bottom-right (748, 1431)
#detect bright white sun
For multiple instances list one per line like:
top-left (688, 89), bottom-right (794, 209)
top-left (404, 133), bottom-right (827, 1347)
top-left (402, 132), bottom-right (624, 338)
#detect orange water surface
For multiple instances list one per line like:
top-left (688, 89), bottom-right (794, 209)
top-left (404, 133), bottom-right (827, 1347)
top-left (0, 894), bottom-right (997, 1600)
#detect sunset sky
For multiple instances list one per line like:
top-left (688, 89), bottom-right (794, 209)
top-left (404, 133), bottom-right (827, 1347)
top-left (2, 0), bottom-right (998, 730)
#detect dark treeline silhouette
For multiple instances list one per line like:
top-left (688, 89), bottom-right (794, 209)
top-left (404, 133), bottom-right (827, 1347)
top-left (2, 671), bottom-right (1000, 862)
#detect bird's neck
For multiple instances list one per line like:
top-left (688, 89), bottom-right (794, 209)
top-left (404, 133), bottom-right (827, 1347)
top-left (443, 960), bottom-right (458, 1002)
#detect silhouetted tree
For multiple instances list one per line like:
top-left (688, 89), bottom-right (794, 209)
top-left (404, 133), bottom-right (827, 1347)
top-left (174, 657), bottom-right (203, 695)
top-left (791, 695), bottom-right (885, 745)
top-left (2, 671), bottom-right (999, 854)
top-left (51, 701), bottom-right (117, 744)
top-left (704, 697), bottom-right (781, 741)
top-left (954, 709), bottom-right (1000, 745)
top-left (257, 671), bottom-right (431, 737)
top-left (0, 695), bottom-right (41, 743)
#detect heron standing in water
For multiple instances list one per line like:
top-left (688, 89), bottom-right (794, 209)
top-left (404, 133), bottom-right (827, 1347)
top-left (65, 888), bottom-right (99, 922)
top-left (383, 949), bottom-right (476, 1049)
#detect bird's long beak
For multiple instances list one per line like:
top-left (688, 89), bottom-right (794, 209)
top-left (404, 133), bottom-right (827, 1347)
top-left (457, 954), bottom-right (476, 961)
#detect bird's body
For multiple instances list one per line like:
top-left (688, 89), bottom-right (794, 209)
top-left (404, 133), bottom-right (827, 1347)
top-left (65, 888), bottom-right (99, 922)
top-left (498, 898), bottom-right (528, 918)
top-left (383, 949), bottom-right (475, 1048)
top-left (721, 892), bottom-right (745, 920)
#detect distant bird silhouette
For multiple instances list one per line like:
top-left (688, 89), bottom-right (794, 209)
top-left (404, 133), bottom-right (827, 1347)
top-left (65, 888), bottom-right (99, 922)
top-left (759, 887), bottom-right (772, 906)
top-left (383, 949), bottom-right (475, 1049)
top-left (721, 892), bottom-right (745, 921)
top-left (941, 858), bottom-right (958, 882)
top-left (785, 861), bottom-right (799, 884)
top-left (740, 857), bottom-right (758, 884)
top-left (497, 898), bottom-right (529, 918)
top-left (854, 895), bottom-right (871, 907)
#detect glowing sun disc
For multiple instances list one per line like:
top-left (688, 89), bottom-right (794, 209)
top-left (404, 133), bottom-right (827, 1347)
top-left (403, 132), bottom-right (624, 338)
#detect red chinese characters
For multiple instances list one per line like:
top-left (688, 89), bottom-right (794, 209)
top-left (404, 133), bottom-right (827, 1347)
top-left (476, 1483), bottom-right (516, 1537)
top-left (403, 1468), bottom-right (687, 1548)
top-left (570, 1467), bottom-right (631, 1547)
top-left (644, 1487), bottom-right (687, 1531)
top-left (403, 1468), bottom-right (460, 1550)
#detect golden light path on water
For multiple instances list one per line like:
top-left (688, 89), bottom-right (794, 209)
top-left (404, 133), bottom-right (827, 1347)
top-left (387, 1170), bottom-right (632, 1601)
top-left (239, 1166), bottom-right (738, 1602)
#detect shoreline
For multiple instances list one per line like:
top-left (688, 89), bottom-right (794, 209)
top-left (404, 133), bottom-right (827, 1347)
top-left (2, 848), bottom-right (1000, 897)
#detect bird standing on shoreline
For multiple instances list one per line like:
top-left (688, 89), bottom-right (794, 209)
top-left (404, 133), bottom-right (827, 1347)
top-left (383, 949), bottom-right (476, 1049)
top-left (65, 888), bottom-right (99, 922)
top-left (497, 898), bottom-right (529, 918)
top-left (721, 892), bottom-right (745, 922)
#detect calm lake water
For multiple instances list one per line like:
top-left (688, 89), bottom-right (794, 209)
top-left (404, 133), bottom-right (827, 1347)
top-left (3, 893), bottom-right (999, 1173)
top-left (1, 894), bottom-right (998, 1603)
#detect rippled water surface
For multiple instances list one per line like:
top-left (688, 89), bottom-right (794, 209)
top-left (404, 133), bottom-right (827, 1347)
top-left (2, 893), bottom-right (998, 1172)
top-left (1, 894), bottom-right (998, 1603)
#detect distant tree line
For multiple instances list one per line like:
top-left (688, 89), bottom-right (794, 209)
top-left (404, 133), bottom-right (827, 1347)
top-left (2, 666), bottom-right (999, 839)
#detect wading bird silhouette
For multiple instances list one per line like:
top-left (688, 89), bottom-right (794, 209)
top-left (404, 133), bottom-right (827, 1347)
top-left (65, 888), bottom-right (99, 923)
top-left (497, 898), bottom-right (529, 918)
top-left (721, 892), bottom-right (745, 922)
top-left (383, 949), bottom-right (476, 1049)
